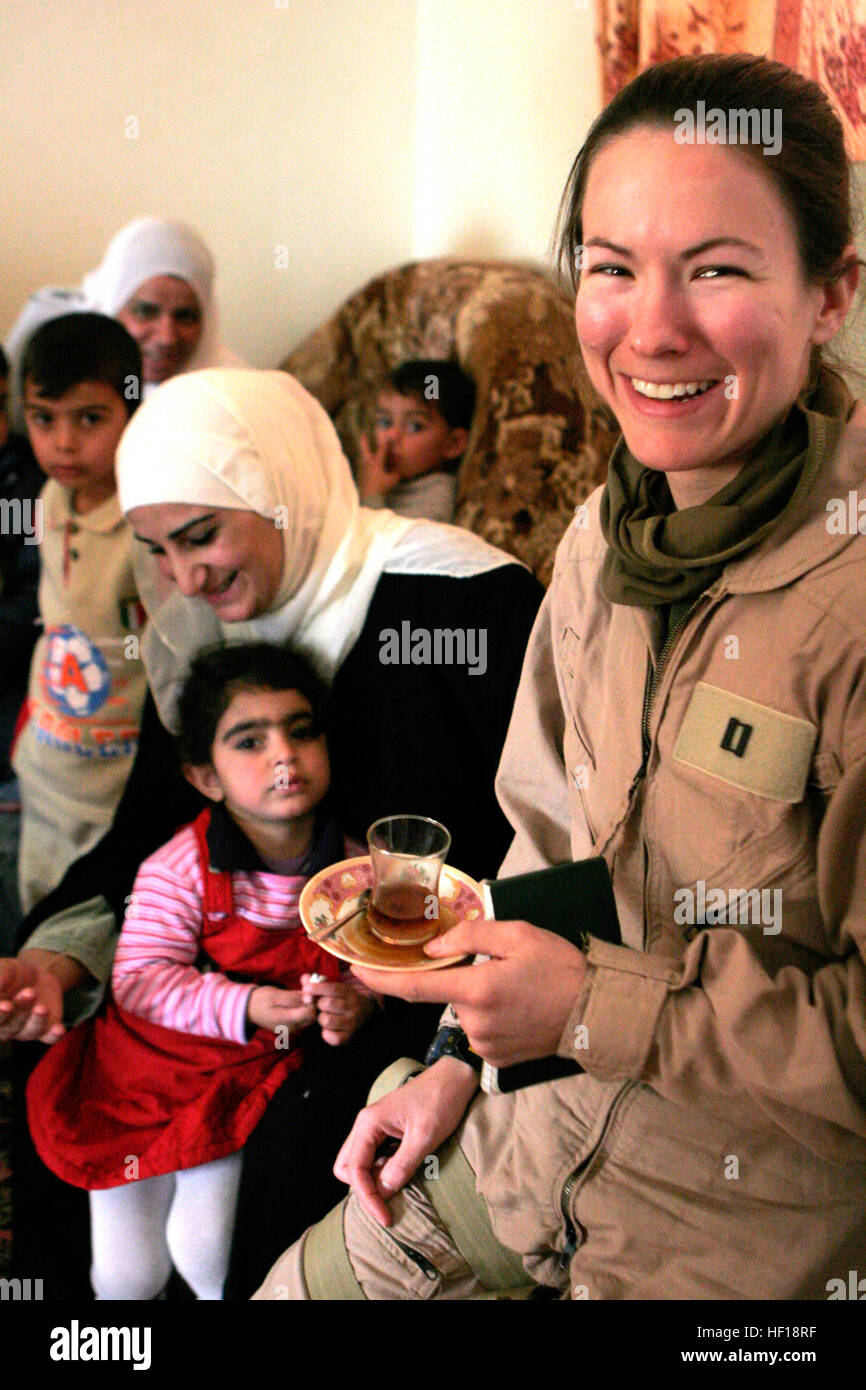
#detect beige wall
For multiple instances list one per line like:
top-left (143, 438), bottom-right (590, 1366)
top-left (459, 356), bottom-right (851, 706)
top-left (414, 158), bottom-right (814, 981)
top-left (0, 1), bottom-right (598, 368)
top-left (413, 0), bottom-right (599, 262)
top-left (7, 4), bottom-right (856, 375)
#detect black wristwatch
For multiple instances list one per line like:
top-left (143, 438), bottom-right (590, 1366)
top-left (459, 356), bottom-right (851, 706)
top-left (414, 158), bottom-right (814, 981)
top-left (424, 1024), bottom-right (484, 1072)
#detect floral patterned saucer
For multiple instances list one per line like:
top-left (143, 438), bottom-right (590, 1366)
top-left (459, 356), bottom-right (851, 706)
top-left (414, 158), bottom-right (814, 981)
top-left (299, 856), bottom-right (484, 971)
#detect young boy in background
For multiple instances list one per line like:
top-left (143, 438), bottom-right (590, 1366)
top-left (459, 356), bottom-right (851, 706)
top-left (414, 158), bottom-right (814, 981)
top-left (12, 313), bottom-right (147, 915)
top-left (356, 359), bottom-right (475, 523)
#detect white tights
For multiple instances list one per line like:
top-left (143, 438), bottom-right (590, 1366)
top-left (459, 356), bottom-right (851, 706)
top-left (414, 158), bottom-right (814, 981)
top-left (89, 1151), bottom-right (243, 1300)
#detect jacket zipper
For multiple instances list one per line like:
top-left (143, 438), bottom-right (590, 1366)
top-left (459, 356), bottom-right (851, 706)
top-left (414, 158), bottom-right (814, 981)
top-left (392, 1236), bottom-right (438, 1281)
top-left (558, 1081), bottom-right (637, 1269)
top-left (560, 596), bottom-right (716, 1268)
top-left (640, 597), bottom-right (705, 769)
top-left (632, 597), bottom-right (706, 948)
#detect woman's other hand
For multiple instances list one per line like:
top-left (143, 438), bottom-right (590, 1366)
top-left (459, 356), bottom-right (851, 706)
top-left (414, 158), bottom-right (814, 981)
top-left (333, 1057), bottom-right (479, 1226)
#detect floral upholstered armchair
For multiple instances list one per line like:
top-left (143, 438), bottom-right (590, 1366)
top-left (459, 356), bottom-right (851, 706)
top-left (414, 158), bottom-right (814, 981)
top-left (280, 259), bottom-right (616, 585)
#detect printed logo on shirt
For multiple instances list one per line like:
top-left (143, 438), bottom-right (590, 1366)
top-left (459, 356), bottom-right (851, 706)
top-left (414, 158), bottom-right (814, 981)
top-left (33, 712), bottom-right (139, 759)
top-left (40, 626), bottom-right (112, 717)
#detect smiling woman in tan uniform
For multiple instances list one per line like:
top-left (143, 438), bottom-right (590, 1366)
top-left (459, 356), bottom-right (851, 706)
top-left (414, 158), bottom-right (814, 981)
top-left (257, 52), bottom-right (866, 1301)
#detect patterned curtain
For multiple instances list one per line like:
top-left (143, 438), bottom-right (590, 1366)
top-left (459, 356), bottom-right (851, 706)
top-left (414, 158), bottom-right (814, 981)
top-left (597, 0), bottom-right (866, 157)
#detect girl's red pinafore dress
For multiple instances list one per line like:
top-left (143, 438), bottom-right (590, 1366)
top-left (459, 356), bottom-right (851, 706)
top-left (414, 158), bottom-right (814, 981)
top-left (26, 809), bottom-right (342, 1190)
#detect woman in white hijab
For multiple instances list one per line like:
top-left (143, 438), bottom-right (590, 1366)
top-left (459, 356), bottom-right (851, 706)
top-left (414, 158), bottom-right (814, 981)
top-left (120, 368), bottom-right (432, 722)
top-left (4, 368), bottom-right (543, 1299)
top-left (4, 217), bottom-right (242, 419)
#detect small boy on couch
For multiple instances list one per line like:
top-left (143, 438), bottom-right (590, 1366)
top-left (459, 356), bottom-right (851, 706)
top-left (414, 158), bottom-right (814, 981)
top-left (356, 359), bottom-right (475, 523)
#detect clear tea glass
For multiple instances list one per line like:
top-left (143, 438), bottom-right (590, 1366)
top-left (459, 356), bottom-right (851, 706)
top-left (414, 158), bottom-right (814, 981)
top-left (366, 815), bottom-right (451, 946)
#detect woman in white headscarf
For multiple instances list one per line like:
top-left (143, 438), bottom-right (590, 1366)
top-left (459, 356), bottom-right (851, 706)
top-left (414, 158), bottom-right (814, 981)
top-left (120, 368), bottom-right (433, 722)
top-left (4, 367), bottom-right (543, 1298)
top-left (4, 217), bottom-right (242, 419)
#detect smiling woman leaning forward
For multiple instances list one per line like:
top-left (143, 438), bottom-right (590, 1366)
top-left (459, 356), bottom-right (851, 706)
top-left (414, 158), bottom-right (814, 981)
top-left (4, 367), bottom-right (542, 1299)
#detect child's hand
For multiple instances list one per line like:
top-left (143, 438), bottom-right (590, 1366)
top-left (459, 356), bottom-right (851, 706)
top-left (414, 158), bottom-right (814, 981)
top-left (301, 974), bottom-right (376, 1046)
top-left (0, 957), bottom-right (66, 1044)
top-left (356, 433), bottom-right (398, 500)
top-left (246, 986), bottom-right (316, 1035)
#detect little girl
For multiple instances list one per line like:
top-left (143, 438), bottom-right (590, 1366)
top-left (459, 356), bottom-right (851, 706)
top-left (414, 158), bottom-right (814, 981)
top-left (26, 641), bottom-right (374, 1299)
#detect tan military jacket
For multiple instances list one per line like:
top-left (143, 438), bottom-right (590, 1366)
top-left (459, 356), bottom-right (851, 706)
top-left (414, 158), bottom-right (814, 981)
top-left (471, 406), bottom-right (866, 1295)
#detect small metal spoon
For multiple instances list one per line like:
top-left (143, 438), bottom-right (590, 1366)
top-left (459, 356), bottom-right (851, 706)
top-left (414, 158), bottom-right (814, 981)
top-left (308, 889), bottom-right (370, 944)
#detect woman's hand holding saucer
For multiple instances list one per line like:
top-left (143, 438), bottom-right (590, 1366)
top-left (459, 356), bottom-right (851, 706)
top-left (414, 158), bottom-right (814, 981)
top-left (352, 920), bottom-right (588, 1068)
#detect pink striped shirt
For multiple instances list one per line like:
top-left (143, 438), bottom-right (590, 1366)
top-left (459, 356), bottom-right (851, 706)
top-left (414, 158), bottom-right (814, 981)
top-left (112, 824), bottom-right (364, 1044)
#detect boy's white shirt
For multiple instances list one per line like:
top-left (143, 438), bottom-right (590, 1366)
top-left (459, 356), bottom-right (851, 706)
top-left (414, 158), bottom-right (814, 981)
top-left (365, 469), bottom-right (458, 523)
top-left (13, 481), bottom-right (147, 908)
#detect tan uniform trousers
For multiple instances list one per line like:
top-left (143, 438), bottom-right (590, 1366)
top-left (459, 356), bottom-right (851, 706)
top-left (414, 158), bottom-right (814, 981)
top-left (253, 1059), bottom-right (543, 1301)
top-left (253, 1061), bottom-right (866, 1301)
